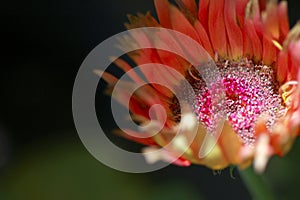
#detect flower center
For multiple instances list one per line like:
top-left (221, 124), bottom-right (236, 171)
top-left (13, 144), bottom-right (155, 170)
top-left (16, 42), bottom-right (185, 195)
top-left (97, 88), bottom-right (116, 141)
top-left (171, 59), bottom-right (286, 145)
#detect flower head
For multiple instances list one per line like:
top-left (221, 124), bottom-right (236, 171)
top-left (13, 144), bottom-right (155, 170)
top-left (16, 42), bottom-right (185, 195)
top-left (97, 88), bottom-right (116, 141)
top-left (100, 0), bottom-right (300, 173)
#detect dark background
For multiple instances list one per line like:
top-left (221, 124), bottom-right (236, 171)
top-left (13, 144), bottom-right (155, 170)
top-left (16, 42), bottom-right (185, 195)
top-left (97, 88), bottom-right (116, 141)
top-left (1, 0), bottom-right (300, 199)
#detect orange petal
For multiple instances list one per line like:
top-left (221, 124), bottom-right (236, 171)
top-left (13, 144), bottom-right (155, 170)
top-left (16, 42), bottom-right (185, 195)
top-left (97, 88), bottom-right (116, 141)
top-left (277, 50), bottom-right (288, 83)
top-left (151, 30), bottom-right (189, 73)
top-left (169, 4), bottom-right (201, 43)
top-left (165, 6), bottom-right (212, 66)
top-left (270, 123), bottom-right (290, 156)
top-left (138, 63), bottom-right (182, 95)
top-left (130, 50), bottom-right (174, 97)
top-left (142, 146), bottom-right (191, 166)
top-left (262, 0), bottom-right (279, 40)
top-left (289, 40), bottom-right (300, 65)
top-left (112, 57), bottom-right (145, 84)
top-left (245, 19), bottom-right (262, 62)
top-left (288, 41), bottom-right (300, 80)
top-left (193, 20), bottom-right (214, 56)
top-left (262, 36), bottom-right (277, 66)
top-left (155, 50), bottom-right (187, 75)
top-left (94, 70), bottom-right (118, 85)
top-left (154, 0), bottom-right (172, 28)
top-left (246, 0), bottom-right (263, 39)
top-left (254, 116), bottom-right (270, 137)
top-left (224, 0), bottom-right (243, 60)
top-left (208, 0), bottom-right (228, 58)
top-left (278, 1), bottom-right (289, 42)
top-left (242, 26), bottom-right (253, 58)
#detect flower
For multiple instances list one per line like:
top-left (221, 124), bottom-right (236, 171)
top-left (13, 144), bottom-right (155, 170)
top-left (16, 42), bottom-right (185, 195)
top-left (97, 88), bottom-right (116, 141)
top-left (100, 0), bottom-right (300, 173)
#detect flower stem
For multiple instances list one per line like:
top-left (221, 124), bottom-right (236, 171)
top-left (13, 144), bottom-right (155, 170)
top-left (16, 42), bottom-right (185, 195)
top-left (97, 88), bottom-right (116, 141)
top-left (239, 167), bottom-right (275, 200)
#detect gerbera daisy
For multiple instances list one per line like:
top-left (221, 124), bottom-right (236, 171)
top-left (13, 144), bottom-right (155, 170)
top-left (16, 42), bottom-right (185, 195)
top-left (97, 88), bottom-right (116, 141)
top-left (100, 0), bottom-right (300, 173)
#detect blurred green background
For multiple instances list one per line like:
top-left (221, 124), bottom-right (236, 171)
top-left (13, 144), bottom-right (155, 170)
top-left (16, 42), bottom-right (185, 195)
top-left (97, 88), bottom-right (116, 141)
top-left (2, 0), bottom-right (300, 199)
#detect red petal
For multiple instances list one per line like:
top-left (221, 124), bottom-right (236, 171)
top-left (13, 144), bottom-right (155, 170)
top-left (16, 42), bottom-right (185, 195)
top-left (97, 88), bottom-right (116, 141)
top-left (198, 0), bottom-right (210, 33)
top-left (115, 129), bottom-right (157, 146)
top-left (154, 0), bottom-right (172, 28)
top-left (180, 0), bottom-right (197, 16)
top-left (224, 0), bottom-right (243, 59)
top-left (129, 97), bottom-right (150, 119)
top-left (236, 0), bottom-right (248, 28)
top-left (208, 0), bottom-right (228, 57)
top-left (258, 0), bottom-right (267, 12)
top-left (173, 157), bottom-right (191, 167)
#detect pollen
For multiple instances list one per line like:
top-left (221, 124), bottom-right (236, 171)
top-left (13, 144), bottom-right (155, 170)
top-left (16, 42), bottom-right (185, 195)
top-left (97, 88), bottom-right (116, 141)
top-left (171, 59), bottom-right (286, 145)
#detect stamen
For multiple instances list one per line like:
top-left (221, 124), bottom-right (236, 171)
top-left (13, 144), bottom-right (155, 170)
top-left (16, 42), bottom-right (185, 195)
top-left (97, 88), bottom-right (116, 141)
top-left (272, 40), bottom-right (283, 50)
top-left (279, 81), bottom-right (298, 106)
top-left (188, 66), bottom-right (200, 80)
top-left (171, 59), bottom-right (286, 145)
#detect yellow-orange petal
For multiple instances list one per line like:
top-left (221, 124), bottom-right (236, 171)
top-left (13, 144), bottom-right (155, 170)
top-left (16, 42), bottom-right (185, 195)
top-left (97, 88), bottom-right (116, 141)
top-left (200, 136), bottom-right (229, 170)
top-left (218, 122), bottom-right (243, 165)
